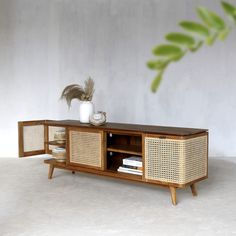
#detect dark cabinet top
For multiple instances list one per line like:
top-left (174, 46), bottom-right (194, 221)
top-left (45, 120), bottom-right (208, 136)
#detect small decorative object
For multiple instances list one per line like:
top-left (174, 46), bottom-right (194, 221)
top-left (60, 77), bottom-right (95, 123)
top-left (54, 129), bottom-right (66, 144)
top-left (90, 111), bottom-right (106, 126)
top-left (52, 147), bottom-right (66, 162)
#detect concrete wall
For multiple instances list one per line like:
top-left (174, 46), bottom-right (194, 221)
top-left (0, 0), bottom-right (236, 157)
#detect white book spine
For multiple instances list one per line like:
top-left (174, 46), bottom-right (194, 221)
top-left (118, 167), bottom-right (142, 173)
top-left (118, 168), bottom-right (142, 176)
top-left (123, 160), bottom-right (142, 167)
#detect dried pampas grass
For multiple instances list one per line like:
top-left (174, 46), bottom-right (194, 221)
top-left (61, 77), bottom-right (95, 107)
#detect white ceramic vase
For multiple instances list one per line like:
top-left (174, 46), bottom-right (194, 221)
top-left (79, 101), bottom-right (94, 123)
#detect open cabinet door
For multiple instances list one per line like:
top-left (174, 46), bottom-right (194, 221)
top-left (18, 120), bottom-right (47, 157)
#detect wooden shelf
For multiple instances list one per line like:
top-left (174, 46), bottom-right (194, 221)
top-left (107, 144), bottom-right (142, 156)
top-left (46, 141), bottom-right (66, 148)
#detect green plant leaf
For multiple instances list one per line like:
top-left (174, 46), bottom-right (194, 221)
top-left (165, 33), bottom-right (195, 47)
top-left (180, 21), bottom-right (210, 37)
top-left (148, 1), bottom-right (235, 93)
top-left (221, 1), bottom-right (236, 22)
top-left (151, 73), bottom-right (163, 93)
top-left (152, 44), bottom-right (182, 56)
top-left (197, 7), bottom-right (226, 30)
top-left (147, 60), bottom-right (157, 70)
top-left (189, 41), bottom-right (203, 52)
top-left (206, 33), bottom-right (218, 45)
top-left (169, 52), bottom-right (185, 61)
top-left (147, 60), bottom-right (169, 70)
top-left (218, 27), bottom-right (230, 40)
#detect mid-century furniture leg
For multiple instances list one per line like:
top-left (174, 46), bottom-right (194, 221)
top-left (190, 183), bottom-right (197, 196)
top-left (169, 186), bottom-right (177, 205)
top-left (48, 164), bottom-right (54, 179)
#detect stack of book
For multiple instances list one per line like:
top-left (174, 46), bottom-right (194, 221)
top-left (52, 147), bottom-right (66, 162)
top-left (117, 156), bottom-right (143, 176)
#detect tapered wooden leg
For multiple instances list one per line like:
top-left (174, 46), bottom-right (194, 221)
top-left (190, 184), bottom-right (197, 196)
top-left (72, 171), bottom-right (75, 174)
top-left (169, 186), bottom-right (177, 205)
top-left (48, 164), bottom-right (54, 179)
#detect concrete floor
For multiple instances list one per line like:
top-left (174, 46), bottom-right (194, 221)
top-left (0, 156), bottom-right (236, 236)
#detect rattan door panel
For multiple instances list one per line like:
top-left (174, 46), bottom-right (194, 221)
top-left (18, 120), bottom-right (46, 157)
top-left (69, 129), bottom-right (103, 169)
top-left (144, 135), bottom-right (208, 185)
top-left (23, 125), bottom-right (44, 152)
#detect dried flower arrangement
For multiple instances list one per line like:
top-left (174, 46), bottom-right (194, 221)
top-left (60, 77), bottom-right (95, 107)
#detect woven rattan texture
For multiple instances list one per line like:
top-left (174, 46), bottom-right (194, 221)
top-left (23, 125), bottom-right (44, 152)
top-left (69, 130), bottom-right (102, 167)
top-left (145, 135), bottom-right (207, 184)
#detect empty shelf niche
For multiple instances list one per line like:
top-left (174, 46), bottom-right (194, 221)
top-left (106, 132), bottom-right (142, 156)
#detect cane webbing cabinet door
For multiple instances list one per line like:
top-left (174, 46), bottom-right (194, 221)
top-left (144, 134), bottom-right (208, 186)
top-left (18, 121), bottom-right (46, 157)
top-left (69, 128), bottom-right (104, 169)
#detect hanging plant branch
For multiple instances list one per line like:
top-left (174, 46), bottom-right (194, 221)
top-left (147, 1), bottom-right (236, 93)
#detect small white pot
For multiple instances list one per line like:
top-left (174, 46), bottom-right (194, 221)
top-left (79, 101), bottom-right (94, 123)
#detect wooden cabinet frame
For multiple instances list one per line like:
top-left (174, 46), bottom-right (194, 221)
top-left (18, 119), bottom-right (208, 205)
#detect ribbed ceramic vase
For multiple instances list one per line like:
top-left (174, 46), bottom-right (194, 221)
top-left (79, 101), bottom-right (94, 123)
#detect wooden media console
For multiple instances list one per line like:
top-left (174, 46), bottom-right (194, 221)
top-left (18, 120), bottom-right (208, 205)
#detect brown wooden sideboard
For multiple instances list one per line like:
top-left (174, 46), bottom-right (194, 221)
top-left (18, 120), bottom-right (208, 205)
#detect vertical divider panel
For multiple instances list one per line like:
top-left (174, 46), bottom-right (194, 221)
top-left (18, 122), bottom-right (24, 157)
top-left (103, 131), bottom-right (107, 171)
top-left (101, 130), bottom-right (105, 170)
top-left (142, 133), bottom-right (146, 181)
top-left (66, 127), bottom-right (70, 166)
top-left (44, 124), bottom-right (49, 154)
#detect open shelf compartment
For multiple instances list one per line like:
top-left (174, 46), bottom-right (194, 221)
top-left (45, 126), bottom-right (67, 162)
top-left (106, 151), bottom-right (143, 179)
top-left (106, 132), bottom-right (142, 156)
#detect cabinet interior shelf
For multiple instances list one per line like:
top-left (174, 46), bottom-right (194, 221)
top-left (106, 144), bottom-right (142, 156)
top-left (46, 141), bottom-right (66, 147)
